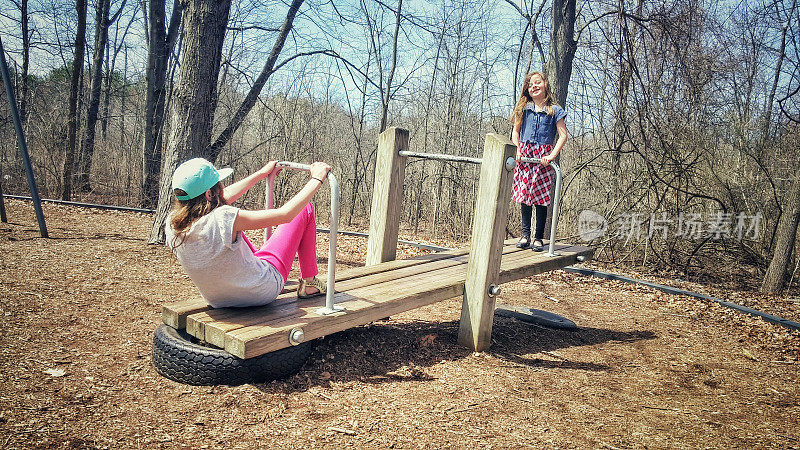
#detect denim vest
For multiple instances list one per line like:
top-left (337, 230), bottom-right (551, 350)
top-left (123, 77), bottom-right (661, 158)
top-left (519, 104), bottom-right (566, 145)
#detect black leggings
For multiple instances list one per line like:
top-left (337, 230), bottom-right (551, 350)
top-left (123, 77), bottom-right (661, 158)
top-left (521, 204), bottom-right (547, 240)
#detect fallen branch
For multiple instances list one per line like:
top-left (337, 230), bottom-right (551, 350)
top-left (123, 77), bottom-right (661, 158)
top-left (641, 405), bottom-right (680, 412)
top-left (450, 402), bottom-right (481, 413)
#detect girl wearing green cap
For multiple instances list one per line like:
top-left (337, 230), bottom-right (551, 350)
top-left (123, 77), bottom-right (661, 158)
top-left (166, 158), bottom-right (331, 308)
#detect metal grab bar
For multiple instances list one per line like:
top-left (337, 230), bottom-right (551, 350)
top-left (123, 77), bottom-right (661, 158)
top-left (518, 157), bottom-right (562, 257)
top-left (398, 150), bottom-right (482, 165)
top-left (395, 148), bottom-right (564, 257)
top-left (264, 161), bottom-right (343, 316)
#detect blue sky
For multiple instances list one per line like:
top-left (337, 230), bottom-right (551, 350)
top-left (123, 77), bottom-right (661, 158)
top-left (0, 0), bottom-right (795, 133)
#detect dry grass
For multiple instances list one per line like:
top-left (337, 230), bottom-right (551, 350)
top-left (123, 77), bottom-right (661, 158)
top-left (0, 199), bottom-right (798, 449)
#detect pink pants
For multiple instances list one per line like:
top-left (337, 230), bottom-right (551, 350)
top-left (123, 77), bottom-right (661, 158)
top-left (241, 203), bottom-right (319, 282)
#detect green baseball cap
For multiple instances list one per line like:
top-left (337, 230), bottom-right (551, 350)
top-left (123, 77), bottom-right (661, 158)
top-left (172, 158), bottom-right (233, 201)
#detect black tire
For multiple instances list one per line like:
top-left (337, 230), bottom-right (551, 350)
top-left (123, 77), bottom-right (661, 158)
top-left (152, 324), bottom-right (313, 386)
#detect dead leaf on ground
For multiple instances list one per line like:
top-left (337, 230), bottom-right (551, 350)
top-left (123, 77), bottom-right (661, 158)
top-left (742, 349), bottom-right (759, 361)
top-left (419, 334), bottom-right (438, 347)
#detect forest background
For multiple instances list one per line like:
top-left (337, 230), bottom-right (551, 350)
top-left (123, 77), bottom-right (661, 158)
top-left (0, 0), bottom-right (798, 294)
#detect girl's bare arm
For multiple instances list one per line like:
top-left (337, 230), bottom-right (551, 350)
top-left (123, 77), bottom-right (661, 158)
top-left (223, 161), bottom-right (278, 205)
top-left (232, 162), bottom-right (330, 232)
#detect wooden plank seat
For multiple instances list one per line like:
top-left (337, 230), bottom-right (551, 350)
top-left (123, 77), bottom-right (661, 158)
top-left (162, 239), bottom-right (592, 359)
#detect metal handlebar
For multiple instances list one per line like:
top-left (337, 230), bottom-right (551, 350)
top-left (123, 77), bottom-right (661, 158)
top-left (265, 161), bottom-right (343, 316)
top-left (518, 157), bottom-right (561, 256)
top-left (398, 150), bottom-right (482, 165)
top-left (394, 149), bottom-right (563, 257)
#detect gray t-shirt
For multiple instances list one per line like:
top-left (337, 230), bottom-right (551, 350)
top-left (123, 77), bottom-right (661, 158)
top-left (165, 205), bottom-right (284, 308)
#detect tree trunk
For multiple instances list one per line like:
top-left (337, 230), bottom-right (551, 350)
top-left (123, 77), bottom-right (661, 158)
top-left (77, 0), bottom-right (112, 193)
top-left (19, 0), bottom-right (29, 127)
top-left (543, 0), bottom-right (577, 240)
top-left (61, 0), bottom-right (87, 201)
top-left (762, 0), bottom-right (796, 141)
top-left (148, 0), bottom-right (232, 244)
top-left (544, 0), bottom-right (577, 108)
top-left (761, 170), bottom-right (800, 293)
top-left (101, 33), bottom-right (111, 139)
top-left (102, 7), bottom-right (135, 140)
top-left (141, 0), bottom-right (182, 208)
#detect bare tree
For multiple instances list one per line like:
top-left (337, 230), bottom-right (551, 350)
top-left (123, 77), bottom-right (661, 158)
top-left (18, 0), bottom-right (30, 126)
top-left (356, 0), bottom-right (404, 134)
top-left (763, 0), bottom-right (797, 140)
top-left (141, 0), bottom-right (182, 208)
top-left (544, 0), bottom-right (576, 108)
top-left (761, 0), bottom-right (800, 292)
top-left (76, 0), bottom-right (124, 193)
top-left (61, 0), bottom-right (87, 201)
top-left (332, 50), bottom-right (373, 226)
top-left (205, 0), bottom-right (305, 162)
top-left (503, 0), bottom-right (547, 98)
top-left (762, 166), bottom-right (800, 292)
top-left (377, 0), bottom-right (402, 133)
top-left (101, 1), bottom-right (137, 139)
top-left (149, 0), bottom-right (232, 244)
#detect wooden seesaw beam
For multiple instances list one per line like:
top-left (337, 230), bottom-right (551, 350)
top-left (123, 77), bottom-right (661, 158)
top-left (161, 129), bottom-right (594, 358)
top-left (162, 240), bottom-right (591, 359)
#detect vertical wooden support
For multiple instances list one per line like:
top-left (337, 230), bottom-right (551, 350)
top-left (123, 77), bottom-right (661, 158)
top-left (457, 133), bottom-right (516, 351)
top-left (366, 127), bottom-right (409, 266)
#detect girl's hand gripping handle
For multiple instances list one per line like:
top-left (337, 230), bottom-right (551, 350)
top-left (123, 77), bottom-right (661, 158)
top-left (309, 162), bottom-right (331, 182)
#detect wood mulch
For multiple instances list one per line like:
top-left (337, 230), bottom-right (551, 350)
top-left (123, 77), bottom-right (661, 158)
top-left (0, 199), bottom-right (797, 449)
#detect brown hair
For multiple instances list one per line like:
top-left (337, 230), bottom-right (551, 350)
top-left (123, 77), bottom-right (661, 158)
top-left (169, 182), bottom-right (224, 250)
top-left (510, 71), bottom-right (557, 127)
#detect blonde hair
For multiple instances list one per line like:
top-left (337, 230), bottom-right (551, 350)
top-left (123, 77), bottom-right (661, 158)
top-left (169, 182), bottom-right (224, 250)
top-left (510, 72), bottom-right (557, 127)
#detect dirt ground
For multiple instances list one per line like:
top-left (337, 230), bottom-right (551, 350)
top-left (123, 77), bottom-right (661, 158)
top-left (0, 199), bottom-right (798, 449)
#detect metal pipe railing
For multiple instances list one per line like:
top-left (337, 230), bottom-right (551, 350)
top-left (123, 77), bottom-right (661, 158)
top-left (398, 150), bottom-right (482, 165)
top-left (265, 161), bottom-right (342, 316)
top-left (519, 157), bottom-right (562, 256)
top-left (396, 149), bottom-right (563, 257)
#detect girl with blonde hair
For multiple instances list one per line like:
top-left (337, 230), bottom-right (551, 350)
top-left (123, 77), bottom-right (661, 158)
top-left (510, 71), bottom-right (568, 251)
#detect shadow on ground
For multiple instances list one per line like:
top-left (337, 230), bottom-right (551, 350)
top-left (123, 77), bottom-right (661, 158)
top-left (256, 317), bottom-right (656, 393)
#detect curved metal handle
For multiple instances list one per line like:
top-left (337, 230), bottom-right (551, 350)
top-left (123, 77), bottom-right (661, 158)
top-left (518, 157), bottom-right (562, 256)
top-left (265, 161), bottom-right (341, 315)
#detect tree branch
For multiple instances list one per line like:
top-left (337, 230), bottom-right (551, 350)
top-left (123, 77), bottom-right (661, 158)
top-left (576, 9), bottom-right (618, 36)
top-left (207, 0), bottom-right (305, 159)
top-left (227, 25), bottom-right (280, 32)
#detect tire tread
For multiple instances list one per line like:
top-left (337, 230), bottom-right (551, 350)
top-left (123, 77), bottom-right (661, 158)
top-left (152, 324), bottom-right (312, 386)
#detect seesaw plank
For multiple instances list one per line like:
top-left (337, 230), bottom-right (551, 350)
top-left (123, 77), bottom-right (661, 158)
top-left (163, 243), bottom-right (474, 329)
top-left (227, 262), bottom-right (472, 358)
top-left (186, 244), bottom-right (527, 347)
top-left (187, 253), bottom-right (471, 347)
top-left (163, 239), bottom-right (593, 359)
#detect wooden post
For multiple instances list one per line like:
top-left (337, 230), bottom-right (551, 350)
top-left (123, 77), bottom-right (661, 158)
top-left (457, 133), bottom-right (516, 351)
top-left (366, 127), bottom-right (408, 266)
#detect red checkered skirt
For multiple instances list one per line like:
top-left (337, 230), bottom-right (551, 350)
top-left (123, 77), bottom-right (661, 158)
top-left (512, 142), bottom-right (555, 206)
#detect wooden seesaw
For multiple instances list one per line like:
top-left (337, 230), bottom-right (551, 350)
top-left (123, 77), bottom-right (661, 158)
top-left (158, 128), bottom-right (592, 375)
